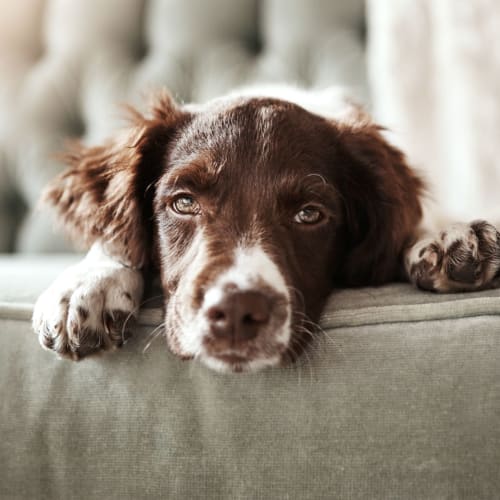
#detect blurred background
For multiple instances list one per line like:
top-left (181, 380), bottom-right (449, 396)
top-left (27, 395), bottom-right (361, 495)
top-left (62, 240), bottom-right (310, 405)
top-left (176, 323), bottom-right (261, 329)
top-left (0, 0), bottom-right (499, 253)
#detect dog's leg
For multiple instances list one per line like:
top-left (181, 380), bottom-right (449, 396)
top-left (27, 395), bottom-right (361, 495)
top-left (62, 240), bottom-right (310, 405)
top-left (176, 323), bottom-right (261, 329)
top-left (32, 243), bottom-right (144, 359)
top-left (404, 220), bottom-right (500, 292)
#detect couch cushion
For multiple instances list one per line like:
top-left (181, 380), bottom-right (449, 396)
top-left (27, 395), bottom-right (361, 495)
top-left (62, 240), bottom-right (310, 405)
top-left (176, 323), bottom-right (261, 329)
top-left (1, 255), bottom-right (500, 499)
top-left (2, 254), bottom-right (500, 328)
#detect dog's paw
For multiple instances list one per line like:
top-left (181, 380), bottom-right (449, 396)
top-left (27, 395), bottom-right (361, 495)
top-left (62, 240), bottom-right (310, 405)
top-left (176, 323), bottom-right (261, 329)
top-left (32, 260), bottom-right (143, 360)
top-left (406, 221), bottom-right (500, 292)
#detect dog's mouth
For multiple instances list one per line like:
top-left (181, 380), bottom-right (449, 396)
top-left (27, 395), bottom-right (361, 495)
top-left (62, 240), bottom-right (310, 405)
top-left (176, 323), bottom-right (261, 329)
top-left (209, 353), bottom-right (253, 373)
top-left (165, 307), bottom-right (291, 373)
top-left (215, 353), bottom-right (249, 364)
top-left (200, 349), bottom-right (283, 373)
top-left (199, 326), bottom-right (291, 373)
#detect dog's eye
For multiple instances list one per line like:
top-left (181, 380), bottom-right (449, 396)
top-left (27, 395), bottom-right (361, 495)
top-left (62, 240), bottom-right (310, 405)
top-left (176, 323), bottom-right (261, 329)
top-left (172, 195), bottom-right (201, 215)
top-left (294, 206), bottom-right (323, 225)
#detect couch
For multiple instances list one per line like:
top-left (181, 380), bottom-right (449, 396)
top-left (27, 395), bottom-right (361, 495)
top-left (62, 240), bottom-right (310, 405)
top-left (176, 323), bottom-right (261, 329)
top-left (1, 1), bottom-right (499, 499)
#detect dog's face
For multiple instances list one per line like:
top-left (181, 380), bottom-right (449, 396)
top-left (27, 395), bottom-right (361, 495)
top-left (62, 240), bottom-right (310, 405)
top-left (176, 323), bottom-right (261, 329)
top-left (46, 90), bottom-right (423, 372)
top-left (155, 99), bottom-right (344, 371)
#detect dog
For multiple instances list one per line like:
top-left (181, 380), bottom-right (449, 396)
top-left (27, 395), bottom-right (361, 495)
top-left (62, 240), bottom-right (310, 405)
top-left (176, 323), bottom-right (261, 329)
top-left (32, 86), bottom-right (500, 373)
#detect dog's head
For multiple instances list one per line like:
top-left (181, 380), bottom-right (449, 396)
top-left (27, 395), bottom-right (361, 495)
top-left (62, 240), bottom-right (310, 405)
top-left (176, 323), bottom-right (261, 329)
top-left (45, 89), bottom-right (423, 372)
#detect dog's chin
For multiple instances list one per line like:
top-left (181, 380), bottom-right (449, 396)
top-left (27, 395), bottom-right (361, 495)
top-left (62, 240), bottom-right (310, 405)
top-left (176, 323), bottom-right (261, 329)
top-left (200, 352), bottom-right (282, 374)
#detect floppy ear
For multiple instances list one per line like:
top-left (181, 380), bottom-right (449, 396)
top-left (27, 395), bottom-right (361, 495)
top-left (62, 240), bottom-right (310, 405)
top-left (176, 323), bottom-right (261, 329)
top-left (333, 124), bottom-right (425, 285)
top-left (44, 90), bottom-right (187, 268)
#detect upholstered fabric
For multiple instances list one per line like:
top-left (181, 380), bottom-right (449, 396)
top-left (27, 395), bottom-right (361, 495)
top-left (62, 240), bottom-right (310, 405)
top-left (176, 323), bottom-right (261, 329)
top-left (3, 4), bottom-right (500, 498)
top-left (1, 255), bottom-right (500, 499)
top-left (0, 0), bottom-right (366, 252)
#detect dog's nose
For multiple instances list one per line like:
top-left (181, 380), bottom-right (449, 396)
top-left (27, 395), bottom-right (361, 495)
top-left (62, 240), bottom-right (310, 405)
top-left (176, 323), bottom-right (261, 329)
top-left (206, 290), bottom-right (271, 341)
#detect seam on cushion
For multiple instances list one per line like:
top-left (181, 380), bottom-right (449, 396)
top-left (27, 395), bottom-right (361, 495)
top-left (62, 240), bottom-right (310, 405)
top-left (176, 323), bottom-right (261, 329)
top-left (0, 303), bottom-right (33, 321)
top-left (320, 312), bottom-right (500, 333)
top-left (2, 296), bottom-right (500, 329)
top-left (320, 297), bottom-right (500, 329)
top-left (0, 302), bottom-right (164, 326)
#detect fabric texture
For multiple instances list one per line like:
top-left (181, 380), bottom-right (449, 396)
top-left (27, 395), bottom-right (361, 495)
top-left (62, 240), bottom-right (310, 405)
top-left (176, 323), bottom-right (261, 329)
top-left (0, 0), bottom-right (366, 252)
top-left (1, 255), bottom-right (500, 499)
top-left (2, 3), bottom-right (500, 498)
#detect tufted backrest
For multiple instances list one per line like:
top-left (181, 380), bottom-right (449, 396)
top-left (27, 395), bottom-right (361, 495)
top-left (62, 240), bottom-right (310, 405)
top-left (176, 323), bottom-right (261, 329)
top-left (0, 0), bottom-right (366, 252)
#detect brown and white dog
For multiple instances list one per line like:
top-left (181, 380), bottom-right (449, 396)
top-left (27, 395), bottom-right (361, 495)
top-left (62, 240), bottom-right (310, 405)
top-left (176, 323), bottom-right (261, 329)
top-left (32, 86), bottom-right (500, 373)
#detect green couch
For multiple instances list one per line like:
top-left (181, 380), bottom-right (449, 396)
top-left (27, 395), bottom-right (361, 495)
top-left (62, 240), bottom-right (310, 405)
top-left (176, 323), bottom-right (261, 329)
top-left (1, 256), bottom-right (500, 499)
top-left (1, 1), bottom-right (499, 498)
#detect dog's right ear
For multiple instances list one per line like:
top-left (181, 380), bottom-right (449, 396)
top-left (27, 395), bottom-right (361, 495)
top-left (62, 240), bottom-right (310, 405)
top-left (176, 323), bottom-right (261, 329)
top-left (44, 89), bottom-right (188, 268)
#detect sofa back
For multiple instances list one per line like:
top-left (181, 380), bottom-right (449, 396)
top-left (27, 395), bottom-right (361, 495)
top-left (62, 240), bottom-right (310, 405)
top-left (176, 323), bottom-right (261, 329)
top-left (0, 0), bottom-right (366, 252)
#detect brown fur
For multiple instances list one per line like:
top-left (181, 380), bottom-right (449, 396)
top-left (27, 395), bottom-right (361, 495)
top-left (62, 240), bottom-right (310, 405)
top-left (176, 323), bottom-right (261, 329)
top-left (333, 123), bottom-right (424, 285)
top-left (45, 90), bottom-right (189, 267)
top-left (43, 89), bottom-right (425, 362)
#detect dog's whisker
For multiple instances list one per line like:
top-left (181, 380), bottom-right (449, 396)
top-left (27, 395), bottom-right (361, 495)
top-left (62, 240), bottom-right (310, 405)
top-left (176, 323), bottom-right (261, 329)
top-left (120, 294), bottom-right (165, 344)
top-left (284, 343), bottom-right (303, 386)
top-left (286, 285), bottom-right (306, 311)
top-left (142, 322), bottom-right (166, 353)
top-left (140, 294), bottom-right (165, 307)
top-left (289, 335), bottom-right (314, 388)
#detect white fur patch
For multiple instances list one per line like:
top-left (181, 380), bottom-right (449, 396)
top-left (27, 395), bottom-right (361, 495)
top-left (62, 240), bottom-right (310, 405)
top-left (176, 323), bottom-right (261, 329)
top-left (197, 244), bottom-right (291, 372)
top-left (173, 241), bottom-right (292, 372)
top-left (175, 240), bottom-right (292, 360)
top-left (202, 244), bottom-right (291, 342)
top-left (210, 245), bottom-right (288, 296)
top-left (32, 242), bottom-right (144, 357)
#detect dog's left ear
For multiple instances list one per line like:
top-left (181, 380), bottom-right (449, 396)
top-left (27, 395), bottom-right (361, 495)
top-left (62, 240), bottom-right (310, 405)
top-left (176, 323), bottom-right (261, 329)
top-left (44, 90), bottom-right (188, 268)
top-left (333, 124), bottom-right (424, 285)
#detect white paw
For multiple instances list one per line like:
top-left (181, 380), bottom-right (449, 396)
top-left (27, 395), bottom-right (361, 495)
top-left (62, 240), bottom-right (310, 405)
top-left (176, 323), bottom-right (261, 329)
top-left (407, 221), bottom-right (500, 292)
top-left (32, 248), bottom-right (144, 360)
